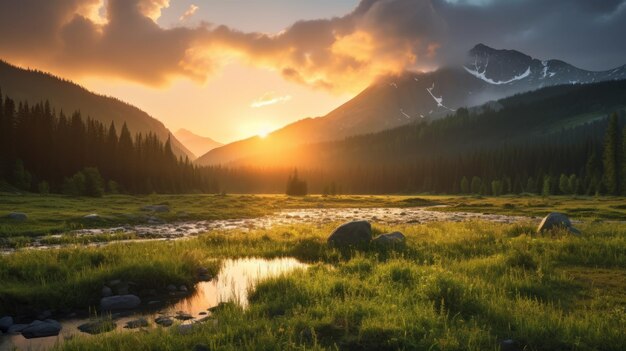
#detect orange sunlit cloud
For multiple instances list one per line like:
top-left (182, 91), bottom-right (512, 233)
top-left (0, 0), bottom-right (444, 93)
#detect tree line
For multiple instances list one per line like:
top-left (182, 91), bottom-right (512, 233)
top-left (1, 79), bottom-right (625, 196)
top-left (0, 90), bottom-right (219, 195)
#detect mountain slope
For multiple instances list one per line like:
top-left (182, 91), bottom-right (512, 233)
top-left (174, 129), bottom-right (223, 159)
top-left (197, 44), bottom-right (626, 166)
top-left (0, 60), bottom-right (193, 159)
top-left (229, 79), bottom-right (626, 168)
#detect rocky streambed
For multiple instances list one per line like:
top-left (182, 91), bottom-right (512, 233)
top-left (3, 207), bottom-right (531, 252)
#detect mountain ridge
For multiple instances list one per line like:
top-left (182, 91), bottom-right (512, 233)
top-left (196, 44), bottom-right (626, 166)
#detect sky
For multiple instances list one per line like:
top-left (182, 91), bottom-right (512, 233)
top-left (0, 0), bottom-right (625, 143)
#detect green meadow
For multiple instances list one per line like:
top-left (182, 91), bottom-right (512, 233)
top-left (0, 215), bottom-right (623, 350)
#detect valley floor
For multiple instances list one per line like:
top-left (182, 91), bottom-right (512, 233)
top-left (0, 194), bottom-right (624, 350)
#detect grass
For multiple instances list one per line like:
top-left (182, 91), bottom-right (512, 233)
top-left (2, 193), bottom-right (625, 243)
top-left (0, 219), bottom-right (622, 350)
top-left (0, 193), bottom-right (438, 240)
top-left (0, 241), bottom-right (220, 316)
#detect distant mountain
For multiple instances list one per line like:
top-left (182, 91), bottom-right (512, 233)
top-left (228, 79), bottom-right (626, 169)
top-left (174, 129), bottom-right (223, 159)
top-left (0, 60), bottom-right (194, 159)
top-left (196, 44), bottom-right (626, 166)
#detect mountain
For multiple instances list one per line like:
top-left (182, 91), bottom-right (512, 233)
top-left (0, 60), bottom-right (194, 159)
top-left (211, 79), bottom-right (626, 168)
top-left (174, 129), bottom-right (223, 159)
top-left (196, 44), bottom-right (626, 166)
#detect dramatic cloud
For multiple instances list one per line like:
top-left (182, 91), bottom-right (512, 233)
top-left (0, 0), bottom-right (624, 91)
top-left (250, 92), bottom-right (292, 108)
top-left (179, 4), bottom-right (198, 22)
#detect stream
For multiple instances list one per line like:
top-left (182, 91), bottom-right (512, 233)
top-left (11, 207), bottom-right (530, 252)
top-left (0, 257), bottom-right (308, 351)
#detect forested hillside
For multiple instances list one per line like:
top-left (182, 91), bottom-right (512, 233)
top-left (207, 80), bottom-right (626, 195)
top-left (0, 91), bottom-right (218, 194)
top-left (1, 80), bottom-right (625, 196)
top-left (0, 60), bottom-right (193, 159)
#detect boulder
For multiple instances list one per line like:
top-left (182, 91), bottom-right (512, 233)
top-left (327, 220), bottom-right (372, 247)
top-left (100, 295), bottom-right (141, 310)
top-left (141, 205), bottom-right (170, 213)
top-left (6, 212), bottom-right (27, 221)
top-left (21, 319), bottom-right (62, 339)
top-left (0, 316), bottom-right (14, 332)
top-left (372, 231), bottom-right (406, 245)
top-left (537, 213), bottom-right (580, 235)
top-left (78, 319), bottom-right (116, 334)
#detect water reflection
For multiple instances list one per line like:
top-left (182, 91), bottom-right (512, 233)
top-left (0, 257), bottom-right (307, 351)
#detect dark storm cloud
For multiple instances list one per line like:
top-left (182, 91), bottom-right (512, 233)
top-left (0, 0), bottom-right (624, 91)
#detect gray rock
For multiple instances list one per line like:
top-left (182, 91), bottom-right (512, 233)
top-left (100, 295), bottom-right (141, 310)
top-left (372, 231), bottom-right (406, 246)
top-left (78, 319), bottom-right (116, 334)
top-left (327, 220), bottom-right (372, 247)
top-left (175, 312), bottom-right (194, 321)
top-left (21, 319), bottom-right (62, 339)
top-left (179, 285), bottom-right (188, 292)
top-left (83, 213), bottom-right (100, 220)
top-left (0, 316), bottom-right (13, 332)
top-left (537, 213), bottom-right (580, 235)
top-left (101, 286), bottom-right (113, 297)
top-left (166, 284), bottom-right (177, 292)
top-left (154, 316), bottom-right (173, 327)
top-left (141, 205), bottom-right (170, 213)
top-left (7, 324), bottom-right (28, 334)
top-left (6, 212), bottom-right (27, 221)
top-left (124, 318), bottom-right (148, 329)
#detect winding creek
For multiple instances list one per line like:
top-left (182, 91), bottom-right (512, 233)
top-left (0, 257), bottom-right (308, 351)
top-left (4, 206), bottom-right (531, 253)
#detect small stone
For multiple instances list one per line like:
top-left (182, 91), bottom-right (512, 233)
top-left (7, 324), bottom-right (28, 334)
top-left (100, 295), bottom-right (141, 310)
top-left (166, 284), bottom-right (177, 292)
top-left (372, 231), bottom-right (406, 246)
top-left (175, 312), bottom-right (193, 321)
top-left (197, 267), bottom-right (209, 275)
top-left (101, 286), bottom-right (113, 297)
top-left (21, 319), bottom-right (62, 339)
top-left (6, 212), bottom-right (27, 221)
top-left (154, 316), bottom-right (173, 327)
top-left (78, 319), bottom-right (116, 335)
top-left (179, 285), bottom-right (188, 292)
top-left (124, 318), bottom-right (148, 329)
top-left (83, 213), bottom-right (100, 220)
top-left (0, 316), bottom-right (13, 332)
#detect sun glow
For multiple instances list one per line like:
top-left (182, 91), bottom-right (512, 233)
top-left (258, 129), bottom-right (270, 138)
